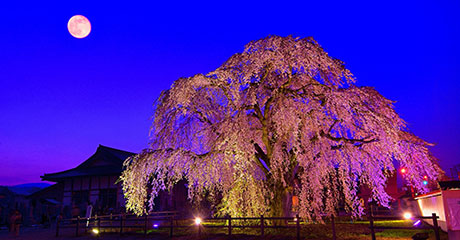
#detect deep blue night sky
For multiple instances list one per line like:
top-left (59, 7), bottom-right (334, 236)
top-left (1, 1), bottom-right (459, 185)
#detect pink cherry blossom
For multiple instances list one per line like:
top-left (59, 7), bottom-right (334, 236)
top-left (120, 36), bottom-right (442, 220)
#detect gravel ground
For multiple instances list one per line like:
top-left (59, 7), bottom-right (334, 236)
top-left (0, 224), bottom-right (444, 240)
top-left (0, 227), bottom-right (273, 240)
top-left (0, 227), bottom-right (169, 240)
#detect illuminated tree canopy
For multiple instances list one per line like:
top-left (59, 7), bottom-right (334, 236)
top-left (121, 36), bottom-right (442, 220)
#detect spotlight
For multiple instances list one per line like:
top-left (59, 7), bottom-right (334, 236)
top-left (195, 217), bottom-right (202, 225)
top-left (293, 217), bottom-right (298, 222)
top-left (153, 224), bottom-right (159, 228)
top-left (403, 212), bottom-right (412, 220)
top-left (400, 168), bottom-right (407, 174)
top-left (423, 180), bottom-right (428, 185)
top-left (92, 228), bottom-right (99, 234)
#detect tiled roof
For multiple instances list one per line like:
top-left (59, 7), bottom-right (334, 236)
top-left (41, 145), bottom-right (136, 182)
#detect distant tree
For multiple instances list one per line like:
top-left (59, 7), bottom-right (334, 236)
top-left (121, 36), bottom-right (442, 220)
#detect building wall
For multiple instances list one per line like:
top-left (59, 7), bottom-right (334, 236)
top-left (58, 176), bottom-right (191, 217)
top-left (0, 187), bottom-right (16, 226)
top-left (417, 192), bottom-right (447, 231)
top-left (61, 175), bottom-right (122, 217)
top-left (359, 171), bottom-right (400, 204)
top-left (442, 190), bottom-right (460, 231)
top-left (28, 183), bottom-right (63, 225)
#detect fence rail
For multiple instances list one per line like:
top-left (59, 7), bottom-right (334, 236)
top-left (369, 207), bottom-right (441, 240)
top-left (57, 213), bottom-right (308, 240)
top-left (56, 211), bottom-right (441, 240)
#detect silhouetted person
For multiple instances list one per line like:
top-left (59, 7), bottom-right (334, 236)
top-left (56, 212), bottom-right (63, 227)
top-left (10, 210), bottom-right (22, 237)
top-left (71, 204), bottom-right (80, 218)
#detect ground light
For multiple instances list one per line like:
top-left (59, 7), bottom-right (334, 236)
top-left (413, 220), bottom-right (421, 226)
top-left (92, 228), bottom-right (100, 234)
top-left (195, 217), bottom-right (202, 225)
top-left (403, 212), bottom-right (412, 220)
top-left (153, 224), bottom-right (159, 228)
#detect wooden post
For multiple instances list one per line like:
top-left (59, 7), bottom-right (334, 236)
top-left (144, 214), bottom-right (148, 236)
top-left (55, 217), bottom-right (60, 237)
top-left (109, 213), bottom-right (113, 228)
top-left (296, 214), bottom-right (300, 240)
top-left (76, 216), bottom-right (80, 237)
top-left (261, 215), bottom-right (264, 236)
top-left (169, 217), bottom-right (173, 237)
top-left (120, 215), bottom-right (123, 236)
top-left (432, 213), bottom-right (440, 240)
top-left (331, 214), bottom-right (336, 240)
top-left (97, 217), bottom-right (101, 235)
top-left (228, 216), bottom-right (232, 236)
top-left (369, 206), bottom-right (376, 240)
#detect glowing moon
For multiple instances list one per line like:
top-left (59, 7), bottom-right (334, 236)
top-left (68, 15), bottom-right (91, 38)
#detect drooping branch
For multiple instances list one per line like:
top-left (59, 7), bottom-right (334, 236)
top-left (190, 107), bottom-right (213, 125)
top-left (320, 130), bottom-right (378, 144)
top-left (320, 119), bottom-right (378, 145)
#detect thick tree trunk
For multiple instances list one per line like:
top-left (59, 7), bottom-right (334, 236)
top-left (270, 183), bottom-right (292, 225)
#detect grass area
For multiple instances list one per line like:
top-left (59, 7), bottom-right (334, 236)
top-left (200, 219), bottom-right (447, 240)
top-left (61, 218), bottom-right (449, 240)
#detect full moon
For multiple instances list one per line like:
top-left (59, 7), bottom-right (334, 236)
top-left (68, 15), bottom-right (91, 38)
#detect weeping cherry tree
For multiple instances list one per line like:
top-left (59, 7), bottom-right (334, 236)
top-left (121, 35), bottom-right (442, 221)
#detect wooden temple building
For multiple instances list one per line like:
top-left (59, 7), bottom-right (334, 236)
top-left (41, 145), bottom-right (135, 217)
top-left (41, 145), bottom-right (190, 218)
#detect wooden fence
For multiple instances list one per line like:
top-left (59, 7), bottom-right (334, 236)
top-left (56, 211), bottom-right (441, 240)
top-left (368, 207), bottom-right (441, 240)
top-left (56, 213), bottom-right (312, 240)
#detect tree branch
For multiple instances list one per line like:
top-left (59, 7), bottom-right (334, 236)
top-left (192, 108), bottom-right (212, 125)
top-left (253, 142), bottom-right (270, 175)
top-left (320, 130), bottom-right (378, 144)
